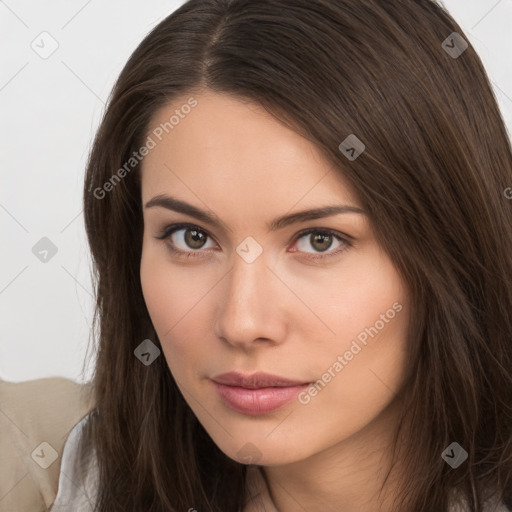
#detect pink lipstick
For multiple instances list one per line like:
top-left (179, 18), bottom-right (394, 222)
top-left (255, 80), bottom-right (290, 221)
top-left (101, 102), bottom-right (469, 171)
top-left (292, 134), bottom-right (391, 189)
top-left (211, 371), bottom-right (310, 415)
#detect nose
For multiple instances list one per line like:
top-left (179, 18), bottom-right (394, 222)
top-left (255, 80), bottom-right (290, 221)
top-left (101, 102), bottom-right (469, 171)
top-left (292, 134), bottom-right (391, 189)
top-left (213, 249), bottom-right (289, 350)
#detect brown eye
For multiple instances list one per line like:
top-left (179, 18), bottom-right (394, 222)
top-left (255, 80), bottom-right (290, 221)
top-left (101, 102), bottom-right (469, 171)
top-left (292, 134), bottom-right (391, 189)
top-left (156, 224), bottom-right (216, 255)
top-left (290, 228), bottom-right (352, 261)
top-left (309, 233), bottom-right (334, 252)
top-left (156, 224), bottom-right (351, 262)
top-left (295, 230), bottom-right (343, 255)
top-left (183, 227), bottom-right (208, 249)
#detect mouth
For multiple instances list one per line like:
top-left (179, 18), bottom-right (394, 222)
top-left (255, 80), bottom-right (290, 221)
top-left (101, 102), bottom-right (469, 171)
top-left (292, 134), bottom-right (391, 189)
top-left (210, 371), bottom-right (311, 415)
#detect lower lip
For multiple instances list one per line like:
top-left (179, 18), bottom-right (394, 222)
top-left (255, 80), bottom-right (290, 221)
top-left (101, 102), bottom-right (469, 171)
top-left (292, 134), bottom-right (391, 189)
top-left (212, 381), bottom-right (309, 415)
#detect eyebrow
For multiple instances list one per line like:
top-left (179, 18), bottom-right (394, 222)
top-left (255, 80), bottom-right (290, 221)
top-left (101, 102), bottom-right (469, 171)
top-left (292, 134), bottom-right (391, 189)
top-left (144, 194), bottom-right (366, 232)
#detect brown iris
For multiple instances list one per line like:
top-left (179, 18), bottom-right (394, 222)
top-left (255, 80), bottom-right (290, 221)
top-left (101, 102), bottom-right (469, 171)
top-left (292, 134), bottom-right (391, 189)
top-left (184, 228), bottom-right (208, 249)
top-left (309, 232), bottom-right (333, 252)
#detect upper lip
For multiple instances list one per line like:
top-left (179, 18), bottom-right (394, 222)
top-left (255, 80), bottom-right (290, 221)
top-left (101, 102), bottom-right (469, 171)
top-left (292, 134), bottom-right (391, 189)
top-left (211, 371), bottom-right (310, 389)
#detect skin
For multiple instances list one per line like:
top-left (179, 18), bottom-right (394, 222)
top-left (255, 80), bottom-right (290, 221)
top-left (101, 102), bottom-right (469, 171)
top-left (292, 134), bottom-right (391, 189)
top-left (140, 90), bottom-right (411, 512)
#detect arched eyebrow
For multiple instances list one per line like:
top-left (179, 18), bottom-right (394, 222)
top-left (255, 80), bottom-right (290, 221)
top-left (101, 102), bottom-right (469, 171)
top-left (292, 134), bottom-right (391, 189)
top-left (144, 194), bottom-right (366, 232)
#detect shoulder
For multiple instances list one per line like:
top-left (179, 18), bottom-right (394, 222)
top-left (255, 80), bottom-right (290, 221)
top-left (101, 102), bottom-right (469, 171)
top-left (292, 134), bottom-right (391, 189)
top-left (0, 377), bottom-right (94, 512)
top-left (49, 412), bottom-right (98, 512)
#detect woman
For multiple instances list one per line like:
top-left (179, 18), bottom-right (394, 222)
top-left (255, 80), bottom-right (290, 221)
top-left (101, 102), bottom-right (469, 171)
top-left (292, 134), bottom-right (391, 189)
top-left (50, 0), bottom-right (512, 510)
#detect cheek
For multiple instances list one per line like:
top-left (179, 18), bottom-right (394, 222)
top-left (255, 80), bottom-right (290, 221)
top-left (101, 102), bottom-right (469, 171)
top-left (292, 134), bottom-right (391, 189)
top-left (336, 265), bottom-right (409, 388)
top-left (302, 251), bottom-right (409, 418)
top-left (289, 245), bottom-right (407, 350)
top-left (296, 309), bottom-right (409, 452)
top-left (140, 248), bottom-right (174, 332)
top-left (140, 239), bottom-right (200, 334)
top-left (140, 245), bottom-right (211, 376)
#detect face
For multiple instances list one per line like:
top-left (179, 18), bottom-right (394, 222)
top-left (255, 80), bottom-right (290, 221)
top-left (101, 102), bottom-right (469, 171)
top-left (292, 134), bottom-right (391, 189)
top-left (140, 90), bottom-right (410, 466)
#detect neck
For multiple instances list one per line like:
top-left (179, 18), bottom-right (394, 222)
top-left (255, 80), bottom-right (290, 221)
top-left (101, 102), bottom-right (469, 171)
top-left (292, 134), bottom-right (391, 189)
top-left (252, 397), bottom-right (405, 512)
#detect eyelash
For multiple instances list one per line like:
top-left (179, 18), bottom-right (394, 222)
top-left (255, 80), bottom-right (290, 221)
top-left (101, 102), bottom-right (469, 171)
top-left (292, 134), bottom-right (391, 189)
top-left (154, 222), bottom-right (352, 262)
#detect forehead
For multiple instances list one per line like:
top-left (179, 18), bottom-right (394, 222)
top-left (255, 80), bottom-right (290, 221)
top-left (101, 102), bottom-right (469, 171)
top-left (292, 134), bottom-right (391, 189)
top-left (140, 91), bottom-right (359, 210)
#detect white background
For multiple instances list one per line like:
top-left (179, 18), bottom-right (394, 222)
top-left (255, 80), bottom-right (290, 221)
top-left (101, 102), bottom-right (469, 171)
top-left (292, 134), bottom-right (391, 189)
top-left (1, 0), bottom-right (511, 383)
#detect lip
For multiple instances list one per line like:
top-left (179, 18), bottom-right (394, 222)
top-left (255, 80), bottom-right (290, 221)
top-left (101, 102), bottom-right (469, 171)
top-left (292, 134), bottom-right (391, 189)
top-left (211, 371), bottom-right (310, 388)
top-left (211, 372), bottom-right (310, 415)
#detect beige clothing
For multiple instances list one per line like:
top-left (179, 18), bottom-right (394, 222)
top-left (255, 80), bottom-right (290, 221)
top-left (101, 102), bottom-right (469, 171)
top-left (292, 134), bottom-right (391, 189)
top-left (0, 377), bottom-right (94, 512)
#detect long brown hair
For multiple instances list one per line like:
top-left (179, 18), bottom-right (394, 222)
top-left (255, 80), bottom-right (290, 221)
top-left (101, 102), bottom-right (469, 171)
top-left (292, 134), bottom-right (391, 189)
top-left (78, 0), bottom-right (512, 510)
